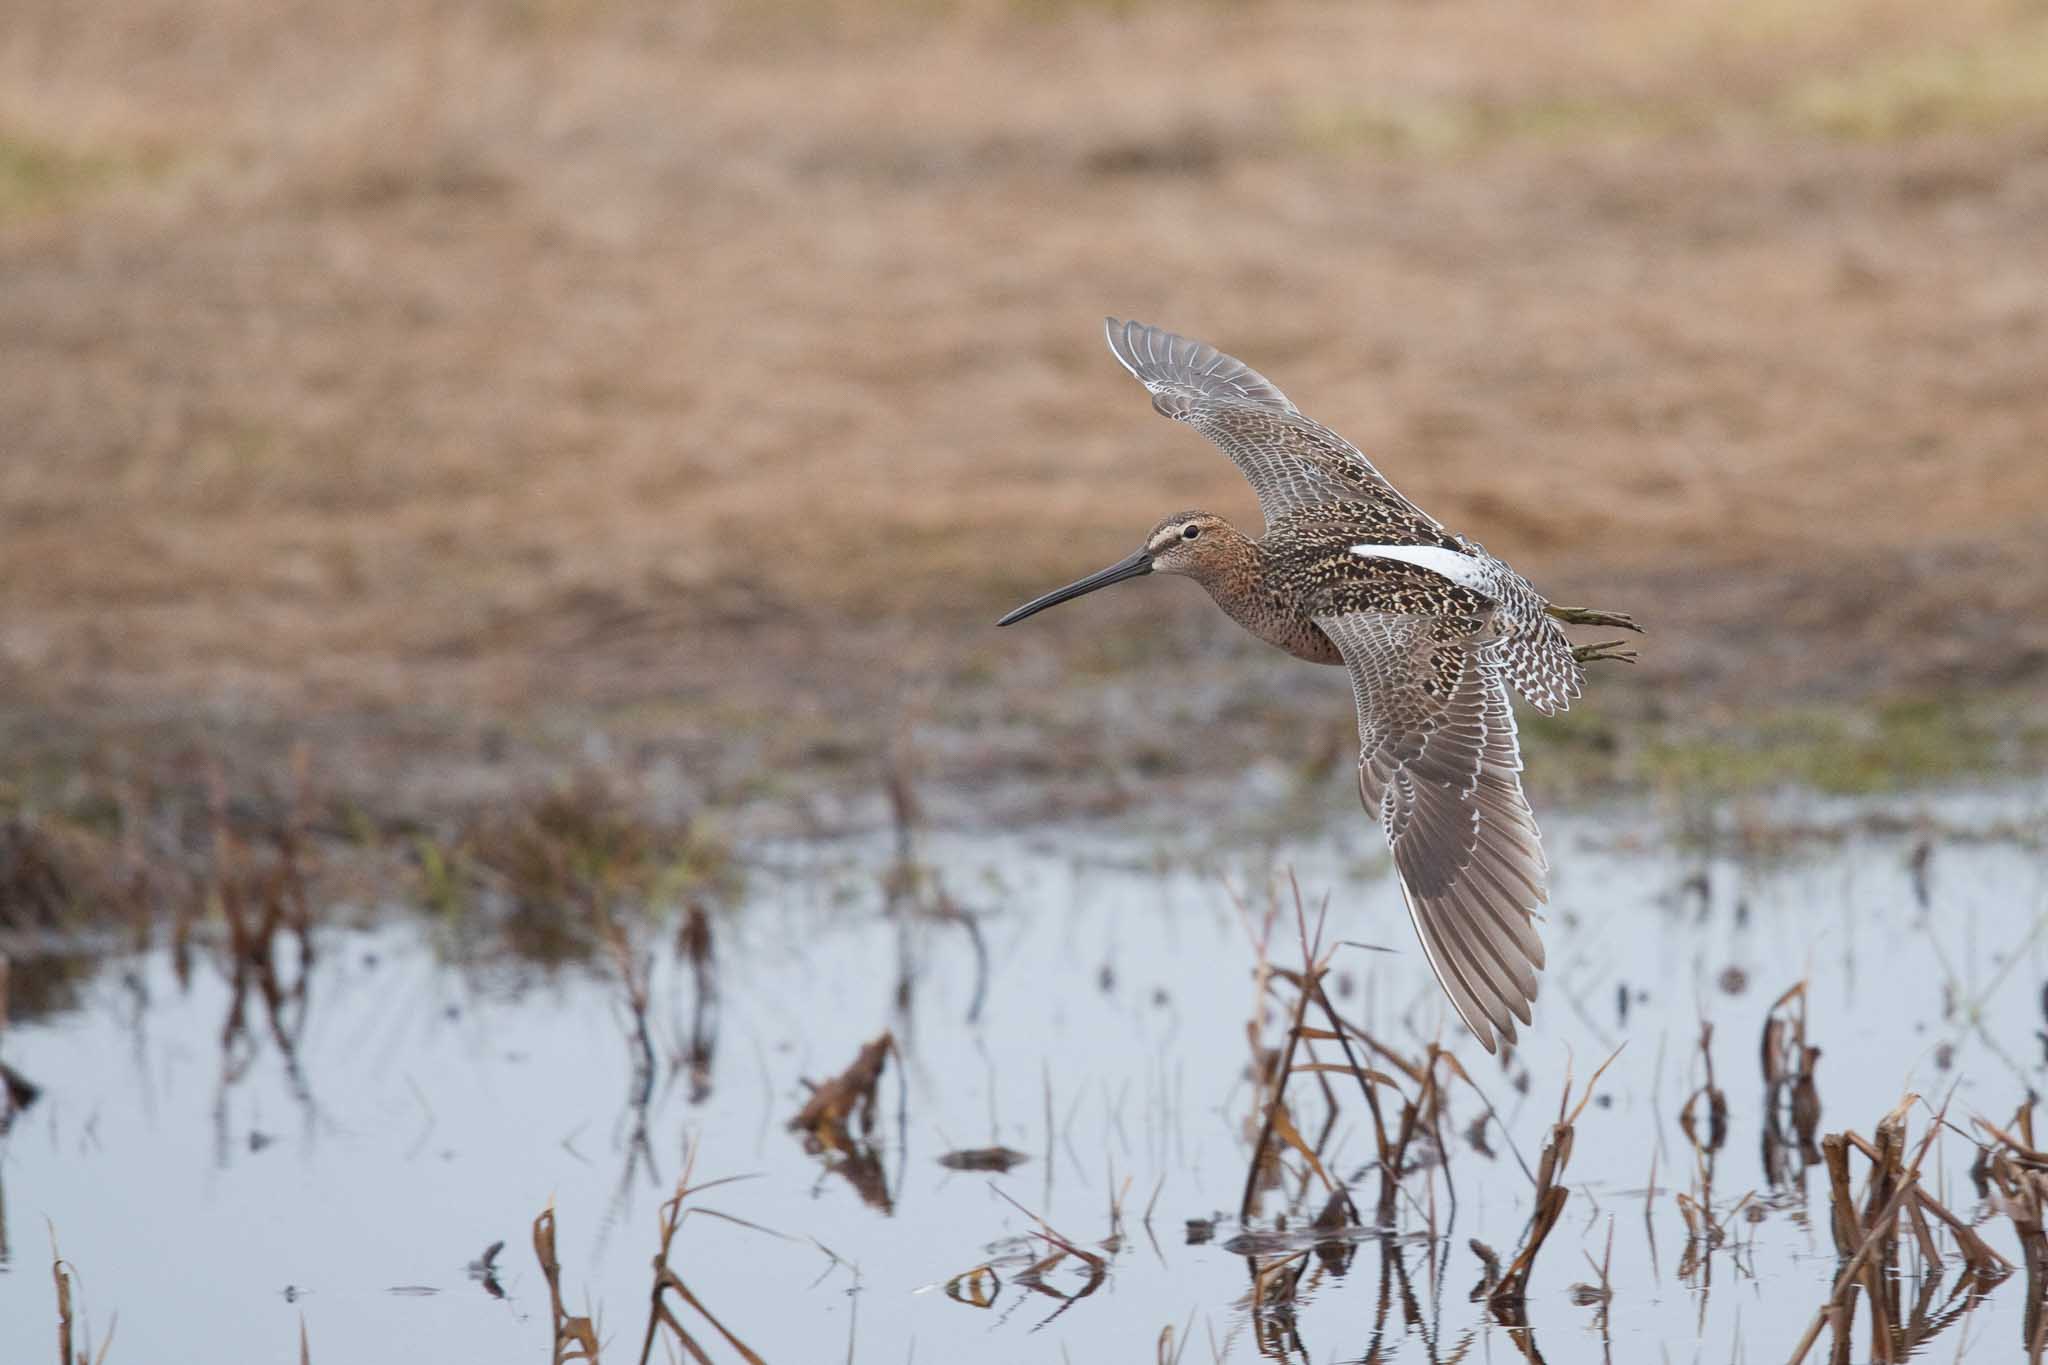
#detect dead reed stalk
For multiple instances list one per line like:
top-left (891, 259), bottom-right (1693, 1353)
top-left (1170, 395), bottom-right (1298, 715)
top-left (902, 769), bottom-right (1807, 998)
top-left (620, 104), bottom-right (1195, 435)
top-left (533, 1205), bottom-right (602, 1364)
top-left (634, 1157), bottom-right (772, 1365)
top-left (1237, 946), bottom-right (1334, 1222)
top-left (1485, 1048), bottom-right (1621, 1312)
top-left (48, 1224), bottom-right (114, 1365)
top-left (1977, 1105), bottom-right (2048, 1360)
top-left (532, 1146), bottom-right (780, 1365)
top-left (1228, 877), bottom-right (1412, 1230)
top-left (1788, 1094), bottom-right (2010, 1364)
top-left (53, 1233), bottom-right (72, 1365)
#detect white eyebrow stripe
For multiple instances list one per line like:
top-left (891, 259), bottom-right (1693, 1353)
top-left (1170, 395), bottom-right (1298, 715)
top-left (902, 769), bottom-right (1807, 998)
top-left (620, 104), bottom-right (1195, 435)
top-left (1350, 543), bottom-right (1494, 594)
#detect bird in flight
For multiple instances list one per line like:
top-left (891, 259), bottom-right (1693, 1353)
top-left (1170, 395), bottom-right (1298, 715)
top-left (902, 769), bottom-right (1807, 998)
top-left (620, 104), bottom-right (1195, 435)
top-left (998, 319), bottom-right (1639, 1052)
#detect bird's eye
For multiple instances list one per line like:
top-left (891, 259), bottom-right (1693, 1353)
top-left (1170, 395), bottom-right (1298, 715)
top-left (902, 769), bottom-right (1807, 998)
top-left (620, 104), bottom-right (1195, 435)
top-left (1182, 524), bottom-right (1201, 540)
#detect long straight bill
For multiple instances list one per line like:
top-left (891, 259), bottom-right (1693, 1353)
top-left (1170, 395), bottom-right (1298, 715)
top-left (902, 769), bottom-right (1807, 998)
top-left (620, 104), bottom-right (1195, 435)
top-left (995, 549), bottom-right (1152, 626)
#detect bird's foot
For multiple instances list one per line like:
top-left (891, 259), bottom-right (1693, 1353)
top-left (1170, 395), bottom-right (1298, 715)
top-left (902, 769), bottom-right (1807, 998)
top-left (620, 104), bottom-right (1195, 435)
top-left (1573, 639), bottom-right (1638, 667)
top-left (1546, 604), bottom-right (1644, 634)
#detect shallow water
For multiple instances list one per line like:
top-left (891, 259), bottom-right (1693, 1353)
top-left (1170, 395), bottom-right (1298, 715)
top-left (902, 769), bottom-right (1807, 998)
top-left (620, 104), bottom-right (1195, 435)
top-left (4, 787), bottom-right (2047, 1363)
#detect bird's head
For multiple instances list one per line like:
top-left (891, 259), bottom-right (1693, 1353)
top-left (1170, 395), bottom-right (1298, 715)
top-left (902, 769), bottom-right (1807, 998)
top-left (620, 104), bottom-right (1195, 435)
top-left (995, 510), bottom-right (1245, 627)
top-left (1140, 510), bottom-right (1242, 577)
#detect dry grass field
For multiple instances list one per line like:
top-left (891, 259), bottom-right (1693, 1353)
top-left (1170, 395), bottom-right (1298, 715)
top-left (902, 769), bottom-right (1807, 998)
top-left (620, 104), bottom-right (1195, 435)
top-left (4, 0), bottom-right (2047, 808)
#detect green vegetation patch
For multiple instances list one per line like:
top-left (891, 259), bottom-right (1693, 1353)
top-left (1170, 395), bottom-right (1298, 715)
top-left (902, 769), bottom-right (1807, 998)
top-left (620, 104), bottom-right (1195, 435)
top-left (1292, 94), bottom-right (1693, 159)
top-left (1626, 696), bottom-right (2045, 798)
top-left (1788, 21), bottom-right (2048, 138)
top-left (0, 128), bottom-right (149, 220)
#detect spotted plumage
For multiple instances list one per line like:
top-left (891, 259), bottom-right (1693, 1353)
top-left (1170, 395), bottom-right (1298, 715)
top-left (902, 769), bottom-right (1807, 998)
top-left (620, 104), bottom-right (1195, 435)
top-left (997, 320), bottom-right (1641, 1053)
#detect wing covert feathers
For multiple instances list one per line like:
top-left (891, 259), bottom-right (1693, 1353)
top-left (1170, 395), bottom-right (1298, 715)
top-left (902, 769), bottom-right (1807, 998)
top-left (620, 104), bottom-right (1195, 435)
top-left (1493, 580), bottom-right (1585, 716)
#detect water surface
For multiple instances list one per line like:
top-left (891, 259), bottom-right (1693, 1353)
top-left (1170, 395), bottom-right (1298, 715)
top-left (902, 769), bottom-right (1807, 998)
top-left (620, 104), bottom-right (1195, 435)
top-left (4, 787), bottom-right (2046, 1362)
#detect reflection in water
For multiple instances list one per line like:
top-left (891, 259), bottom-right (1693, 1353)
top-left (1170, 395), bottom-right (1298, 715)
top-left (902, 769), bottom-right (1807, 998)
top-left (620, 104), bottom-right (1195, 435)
top-left (674, 903), bottom-right (717, 1105)
top-left (1370, 1233), bottom-right (1483, 1364)
top-left (212, 908), bottom-right (314, 1166)
top-left (464, 1240), bottom-right (506, 1300)
top-left (1762, 981), bottom-right (1825, 1193)
top-left (880, 759), bottom-right (995, 1051)
top-left (1568, 1220), bottom-right (1618, 1363)
top-left (813, 1139), bottom-right (894, 1215)
top-left (0, 1058), bottom-right (38, 1137)
top-left (1675, 1017), bottom-right (1740, 1328)
top-left (205, 766), bottom-right (319, 1168)
top-left (593, 898), bottom-right (670, 1257)
top-left (1010, 1236), bottom-right (1107, 1330)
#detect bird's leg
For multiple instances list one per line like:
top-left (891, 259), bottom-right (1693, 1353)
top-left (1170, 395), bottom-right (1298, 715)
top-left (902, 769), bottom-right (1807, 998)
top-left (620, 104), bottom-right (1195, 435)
top-left (1546, 604), bottom-right (1644, 634)
top-left (1573, 639), bottom-right (1638, 667)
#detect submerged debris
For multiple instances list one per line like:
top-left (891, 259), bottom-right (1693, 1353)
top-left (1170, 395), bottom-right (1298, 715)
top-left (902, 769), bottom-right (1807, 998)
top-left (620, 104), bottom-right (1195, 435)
top-left (790, 1031), bottom-right (894, 1149)
top-left (943, 1263), bottom-right (1001, 1308)
top-left (466, 1239), bottom-right (505, 1300)
top-left (790, 1031), bottom-right (898, 1213)
top-left (975, 1185), bottom-right (1112, 1329)
top-left (938, 1146), bottom-right (1030, 1173)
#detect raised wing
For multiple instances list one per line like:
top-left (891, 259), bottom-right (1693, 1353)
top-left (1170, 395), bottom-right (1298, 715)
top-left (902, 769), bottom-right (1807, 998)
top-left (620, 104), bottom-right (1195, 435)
top-left (1105, 318), bottom-right (1436, 533)
top-left (1314, 609), bottom-right (1549, 1052)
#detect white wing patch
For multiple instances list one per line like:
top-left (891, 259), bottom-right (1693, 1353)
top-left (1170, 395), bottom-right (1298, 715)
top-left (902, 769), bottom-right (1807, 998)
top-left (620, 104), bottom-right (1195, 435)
top-left (1350, 543), bottom-right (1494, 595)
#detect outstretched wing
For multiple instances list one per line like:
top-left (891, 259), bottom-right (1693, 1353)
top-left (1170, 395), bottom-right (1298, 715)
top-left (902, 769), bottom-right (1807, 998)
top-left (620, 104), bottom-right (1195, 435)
top-left (1313, 609), bottom-right (1549, 1053)
top-left (1105, 318), bottom-right (1436, 533)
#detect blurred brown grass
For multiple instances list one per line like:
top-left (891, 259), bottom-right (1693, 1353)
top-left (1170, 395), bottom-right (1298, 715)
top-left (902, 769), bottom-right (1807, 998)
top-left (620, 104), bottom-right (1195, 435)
top-left (3, 0), bottom-right (2047, 794)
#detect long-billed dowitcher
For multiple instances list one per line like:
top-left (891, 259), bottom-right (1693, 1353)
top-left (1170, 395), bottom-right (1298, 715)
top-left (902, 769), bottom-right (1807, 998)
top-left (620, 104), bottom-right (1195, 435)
top-left (998, 320), bottom-right (1640, 1053)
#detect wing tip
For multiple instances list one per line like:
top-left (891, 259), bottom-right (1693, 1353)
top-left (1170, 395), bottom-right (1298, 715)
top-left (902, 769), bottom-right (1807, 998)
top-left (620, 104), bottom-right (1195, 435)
top-left (1102, 316), bottom-right (1144, 381)
top-left (1096, 317), bottom-right (1296, 412)
top-left (1395, 854), bottom-right (1544, 1057)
